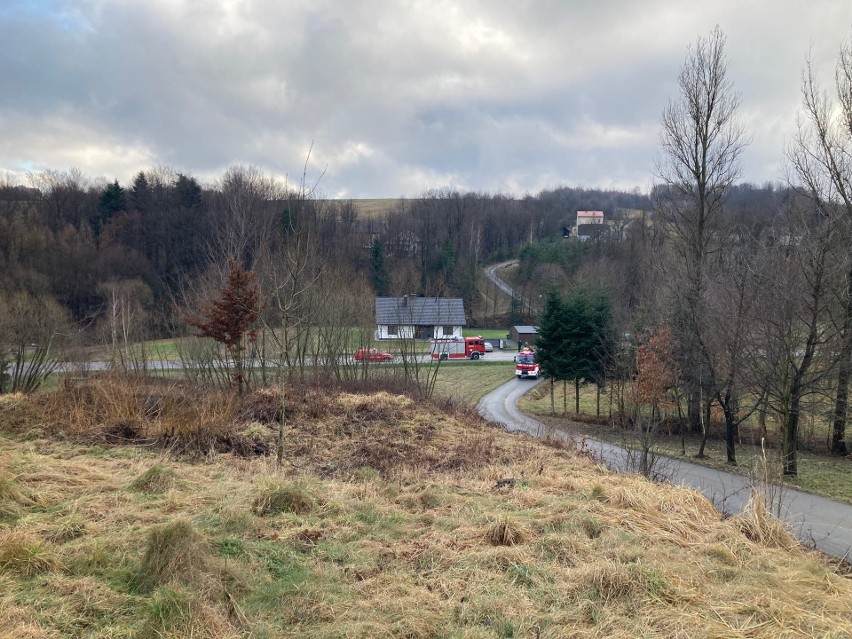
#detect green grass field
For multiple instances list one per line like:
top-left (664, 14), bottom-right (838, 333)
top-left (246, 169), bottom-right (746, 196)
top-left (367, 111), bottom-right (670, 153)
top-left (432, 361), bottom-right (515, 404)
top-left (520, 382), bottom-right (852, 505)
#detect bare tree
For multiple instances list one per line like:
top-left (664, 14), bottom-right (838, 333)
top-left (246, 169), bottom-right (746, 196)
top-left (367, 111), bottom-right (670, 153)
top-left (212, 165), bottom-right (280, 270)
top-left (749, 208), bottom-right (846, 476)
top-left (787, 36), bottom-right (852, 455)
top-left (655, 26), bottom-right (749, 443)
top-left (0, 291), bottom-right (72, 393)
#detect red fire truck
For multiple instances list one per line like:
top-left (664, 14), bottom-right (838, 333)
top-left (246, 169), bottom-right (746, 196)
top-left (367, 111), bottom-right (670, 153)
top-left (515, 348), bottom-right (540, 379)
top-left (430, 336), bottom-right (487, 361)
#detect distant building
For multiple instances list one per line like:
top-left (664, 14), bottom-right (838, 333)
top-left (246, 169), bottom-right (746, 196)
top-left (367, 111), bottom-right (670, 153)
top-left (509, 325), bottom-right (539, 346)
top-left (375, 296), bottom-right (466, 340)
top-left (573, 211), bottom-right (604, 239)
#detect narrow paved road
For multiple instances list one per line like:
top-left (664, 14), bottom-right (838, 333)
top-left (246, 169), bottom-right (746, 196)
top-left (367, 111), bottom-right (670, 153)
top-left (484, 259), bottom-right (521, 302)
top-left (478, 377), bottom-right (852, 559)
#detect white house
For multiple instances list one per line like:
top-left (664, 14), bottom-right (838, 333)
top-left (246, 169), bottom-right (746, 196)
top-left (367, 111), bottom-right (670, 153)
top-left (375, 296), bottom-right (466, 340)
top-left (574, 210), bottom-right (607, 241)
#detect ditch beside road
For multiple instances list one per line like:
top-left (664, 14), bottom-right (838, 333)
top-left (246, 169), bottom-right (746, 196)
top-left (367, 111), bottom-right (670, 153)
top-left (478, 377), bottom-right (852, 560)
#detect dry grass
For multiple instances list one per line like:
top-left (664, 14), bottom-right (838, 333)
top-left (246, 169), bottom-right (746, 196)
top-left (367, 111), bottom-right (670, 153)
top-left (129, 462), bottom-right (177, 494)
top-left (0, 531), bottom-right (57, 577)
top-left (252, 480), bottom-right (316, 516)
top-left (486, 517), bottom-right (526, 546)
top-left (1, 384), bottom-right (851, 638)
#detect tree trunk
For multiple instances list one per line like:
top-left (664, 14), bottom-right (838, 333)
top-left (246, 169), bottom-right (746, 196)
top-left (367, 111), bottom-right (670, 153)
top-left (563, 379), bottom-right (567, 415)
top-left (276, 368), bottom-right (286, 466)
top-left (688, 390), bottom-right (702, 434)
top-left (783, 400), bottom-right (800, 476)
top-left (550, 378), bottom-right (555, 415)
top-left (831, 282), bottom-right (852, 455)
top-left (596, 384), bottom-right (601, 417)
top-left (575, 378), bottom-right (580, 414)
top-left (724, 410), bottom-right (737, 465)
top-left (696, 397), bottom-right (709, 458)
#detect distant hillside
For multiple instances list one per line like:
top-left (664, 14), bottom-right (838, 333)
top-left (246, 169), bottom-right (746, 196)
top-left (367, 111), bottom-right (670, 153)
top-left (348, 198), bottom-right (402, 219)
top-left (1, 385), bottom-right (850, 638)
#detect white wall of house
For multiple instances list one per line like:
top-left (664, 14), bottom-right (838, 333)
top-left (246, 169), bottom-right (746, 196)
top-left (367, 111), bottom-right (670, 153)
top-left (433, 325), bottom-right (463, 339)
top-left (375, 324), bottom-right (416, 340)
top-left (375, 324), bottom-right (463, 340)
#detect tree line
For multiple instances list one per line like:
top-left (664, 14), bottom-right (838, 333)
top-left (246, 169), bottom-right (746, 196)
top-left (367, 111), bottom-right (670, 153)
top-left (531, 27), bottom-right (852, 478)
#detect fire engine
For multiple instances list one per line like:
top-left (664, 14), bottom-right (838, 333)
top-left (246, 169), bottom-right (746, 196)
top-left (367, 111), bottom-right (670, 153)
top-left (515, 348), bottom-right (540, 379)
top-left (430, 336), bottom-right (487, 361)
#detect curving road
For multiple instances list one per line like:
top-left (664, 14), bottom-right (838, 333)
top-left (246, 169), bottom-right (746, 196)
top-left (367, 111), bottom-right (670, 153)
top-left (478, 377), bottom-right (852, 559)
top-left (478, 260), bottom-right (852, 559)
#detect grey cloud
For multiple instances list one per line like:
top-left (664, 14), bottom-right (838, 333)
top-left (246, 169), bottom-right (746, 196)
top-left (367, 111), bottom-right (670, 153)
top-left (1, 1), bottom-right (852, 195)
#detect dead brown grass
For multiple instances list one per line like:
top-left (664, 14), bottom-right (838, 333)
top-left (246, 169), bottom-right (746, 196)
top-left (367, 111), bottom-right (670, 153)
top-left (1, 385), bottom-right (851, 638)
top-left (486, 517), bottom-right (526, 546)
top-left (0, 531), bottom-right (57, 577)
top-left (134, 519), bottom-right (217, 593)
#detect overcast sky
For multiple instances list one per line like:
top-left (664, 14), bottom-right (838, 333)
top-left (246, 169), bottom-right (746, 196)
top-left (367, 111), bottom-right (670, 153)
top-left (1, 1), bottom-right (851, 198)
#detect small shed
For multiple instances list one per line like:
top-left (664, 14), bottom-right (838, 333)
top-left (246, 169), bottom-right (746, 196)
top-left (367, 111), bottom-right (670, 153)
top-left (509, 325), bottom-right (539, 347)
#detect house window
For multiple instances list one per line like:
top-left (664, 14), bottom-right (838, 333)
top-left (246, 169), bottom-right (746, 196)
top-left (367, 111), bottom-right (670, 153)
top-left (442, 326), bottom-right (454, 336)
top-left (387, 325), bottom-right (398, 336)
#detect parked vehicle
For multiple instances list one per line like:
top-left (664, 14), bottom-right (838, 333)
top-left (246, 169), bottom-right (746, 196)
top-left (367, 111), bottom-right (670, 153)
top-left (484, 340), bottom-right (494, 353)
top-left (515, 348), bottom-right (540, 379)
top-left (430, 336), bottom-right (487, 361)
top-left (354, 348), bottom-right (394, 362)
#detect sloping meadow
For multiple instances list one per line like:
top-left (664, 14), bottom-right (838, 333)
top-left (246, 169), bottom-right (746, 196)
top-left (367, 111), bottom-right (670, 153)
top-left (0, 387), bottom-right (851, 638)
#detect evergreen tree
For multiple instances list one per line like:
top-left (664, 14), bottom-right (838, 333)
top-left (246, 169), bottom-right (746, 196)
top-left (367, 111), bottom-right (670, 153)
top-left (97, 179), bottom-right (126, 234)
top-left (175, 173), bottom-right (202, 209)
top-left (536, 288), bottom-right (568, 414)
top-left (129, 171), bottom-right (151, 214)
top-left (369, 237), bottom-right (389, 296)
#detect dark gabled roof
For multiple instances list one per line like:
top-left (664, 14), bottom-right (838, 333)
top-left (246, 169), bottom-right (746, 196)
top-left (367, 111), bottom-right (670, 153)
top-left (513, 326), bottom-right (539, 333)
top-left (376, 297), bottom-right (466, 326)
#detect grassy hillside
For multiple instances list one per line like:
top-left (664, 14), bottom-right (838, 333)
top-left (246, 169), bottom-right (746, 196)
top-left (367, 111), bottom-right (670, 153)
top-left (1, 385), bottom-right (851, 638)
top-left (348, 199), bottom-right (402, 219)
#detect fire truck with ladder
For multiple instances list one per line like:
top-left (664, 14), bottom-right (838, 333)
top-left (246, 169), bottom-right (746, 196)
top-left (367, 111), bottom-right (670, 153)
top-left (515, 347), bottom-right (540, 379)
top-left (430, 336), bottom-right (487, 361)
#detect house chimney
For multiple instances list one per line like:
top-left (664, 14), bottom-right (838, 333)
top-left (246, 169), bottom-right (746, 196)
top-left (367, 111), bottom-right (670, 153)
top-left (403, 294), bottom-right (408, 307)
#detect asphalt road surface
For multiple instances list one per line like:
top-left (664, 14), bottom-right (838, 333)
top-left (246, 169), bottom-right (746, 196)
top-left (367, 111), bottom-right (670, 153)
top-left (478, 377), bottom-right (852, 560)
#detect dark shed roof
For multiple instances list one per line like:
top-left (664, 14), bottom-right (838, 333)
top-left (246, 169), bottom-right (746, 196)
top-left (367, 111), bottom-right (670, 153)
top-left (375, 297), bottom-right (466, 326)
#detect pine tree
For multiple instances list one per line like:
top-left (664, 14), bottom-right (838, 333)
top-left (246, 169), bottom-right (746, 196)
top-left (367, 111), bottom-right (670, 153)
top-left (536, 288), bottom-right (567, 414)
top-left (369, 237), bottom-right (389, 296)
top-left (97, 179), bottom-right (126, 234)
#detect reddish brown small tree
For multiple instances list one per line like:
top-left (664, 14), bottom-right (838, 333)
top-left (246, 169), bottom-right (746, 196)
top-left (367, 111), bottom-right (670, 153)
top-left (185, 258), bottom-right (260, 395)
top-left (632, 327), bottom-right (678, 418)
top-left (631, 326), bottom-right (679, 476)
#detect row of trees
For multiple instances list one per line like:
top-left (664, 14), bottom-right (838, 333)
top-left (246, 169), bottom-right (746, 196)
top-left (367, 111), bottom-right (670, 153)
top-left (536, 286), bottom-right (613, 416)
top-left (530, 28), bottom-right (852, 477)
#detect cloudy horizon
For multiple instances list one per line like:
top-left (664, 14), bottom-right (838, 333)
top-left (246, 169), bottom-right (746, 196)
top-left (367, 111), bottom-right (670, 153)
top-left (2, 1), bottom-right (851, 198)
